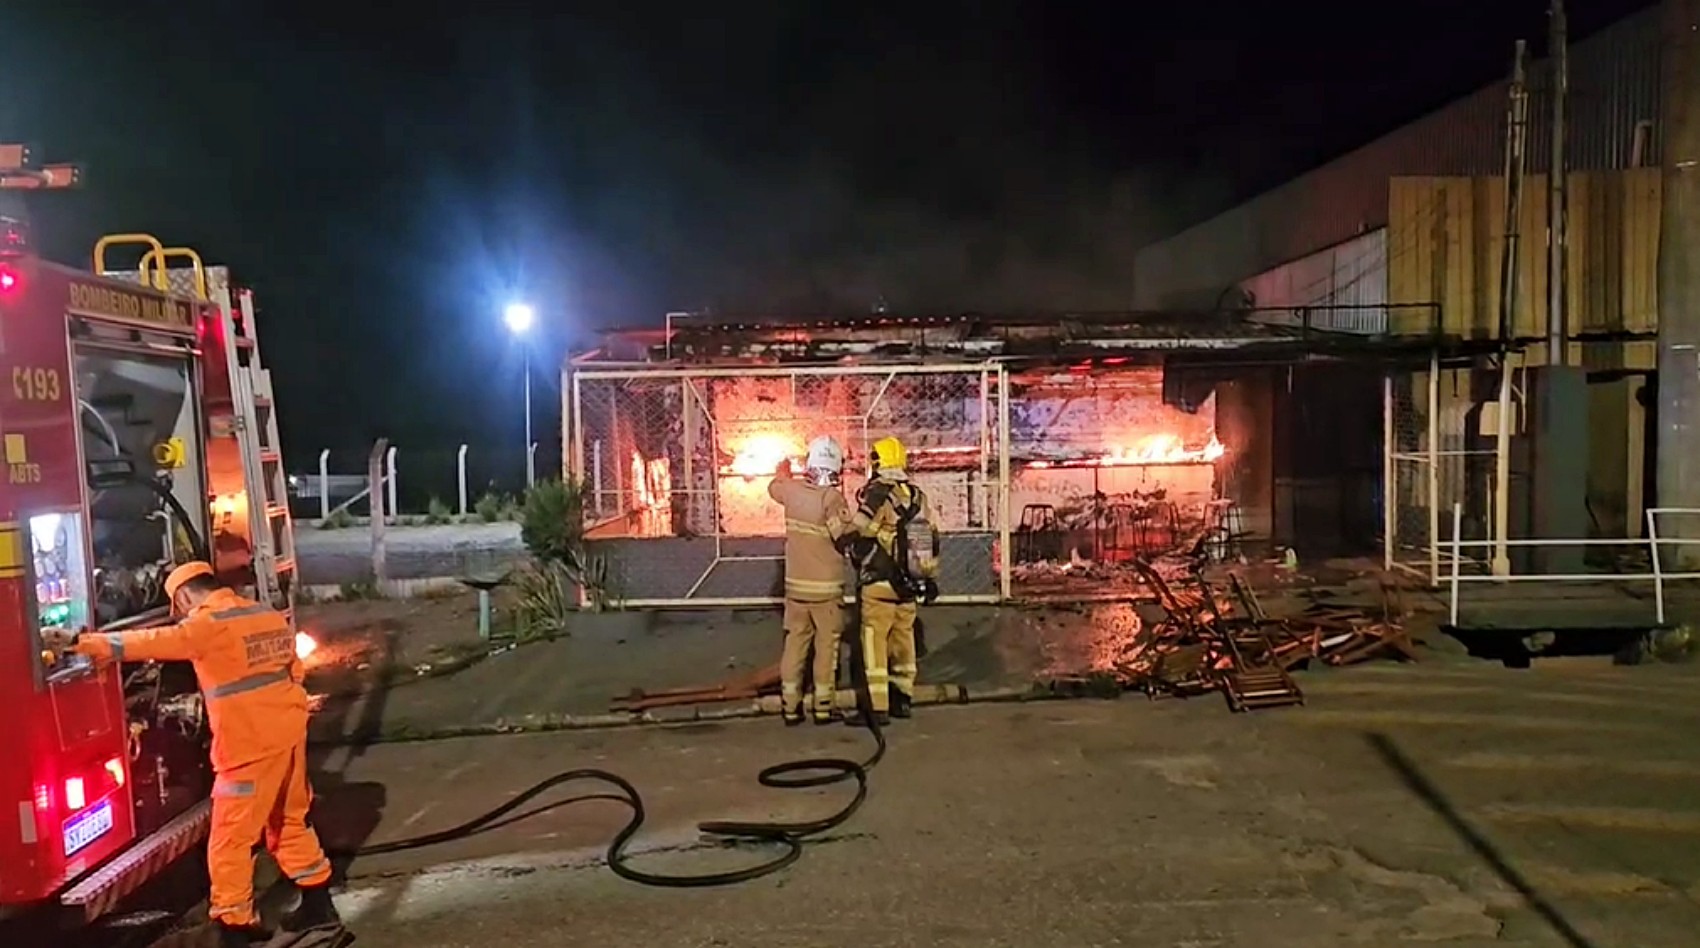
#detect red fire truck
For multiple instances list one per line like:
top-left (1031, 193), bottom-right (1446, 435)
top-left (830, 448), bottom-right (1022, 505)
top-left (0, 212), bottom-right (298, 922)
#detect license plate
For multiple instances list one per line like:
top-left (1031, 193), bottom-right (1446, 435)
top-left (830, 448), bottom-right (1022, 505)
top-left (63, 800), bottom-right (113, 857)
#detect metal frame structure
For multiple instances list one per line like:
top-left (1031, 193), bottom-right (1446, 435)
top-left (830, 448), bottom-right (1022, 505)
top-left (1384, 351), bottom-right (1513, 586)
top-left (1447, 503), bottom-right (1700, 626)
top-left (567, 361), bottom-right (1012, 607)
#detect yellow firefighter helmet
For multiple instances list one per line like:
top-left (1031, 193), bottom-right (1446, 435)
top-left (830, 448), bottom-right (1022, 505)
top-left (869, 436), bottom-right (908, 475)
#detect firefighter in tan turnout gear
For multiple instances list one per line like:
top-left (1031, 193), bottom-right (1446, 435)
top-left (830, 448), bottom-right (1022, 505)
top-left (842, 435), bottom-right (939, 724)
top-left (769, 436), bottom-right (852, 725)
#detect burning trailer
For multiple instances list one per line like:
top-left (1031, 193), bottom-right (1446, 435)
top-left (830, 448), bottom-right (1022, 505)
top-left (562, 306), bottom-right (1476, 605)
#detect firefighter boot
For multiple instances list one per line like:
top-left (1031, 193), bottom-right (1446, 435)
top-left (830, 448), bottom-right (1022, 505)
top-left (281, 882), bottom-right (342, 932)
top-left (890, 686), bottom-right (912, 719)
top-left (781, 708), bottom-right (805, 727)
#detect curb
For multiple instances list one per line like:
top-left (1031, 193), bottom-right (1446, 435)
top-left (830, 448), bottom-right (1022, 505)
top-left (307, 682), bottom-right (1075, 749)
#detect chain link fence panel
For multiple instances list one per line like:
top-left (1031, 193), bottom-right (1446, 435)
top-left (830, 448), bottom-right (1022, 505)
top-left (1386, 357), bottom-right (1504, 585)
top-left (570, 364), bottom-right (1009, 606)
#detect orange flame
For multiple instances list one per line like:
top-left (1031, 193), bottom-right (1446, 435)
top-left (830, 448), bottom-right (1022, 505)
top-left (725, 433), bottom-right (803, 478)
top-left (295, 632), bottom-right (318, 661)
top-left (1025, 433), bottom-right (1226, 469)
top-left (1106, 433), bottom-right (1225, 466)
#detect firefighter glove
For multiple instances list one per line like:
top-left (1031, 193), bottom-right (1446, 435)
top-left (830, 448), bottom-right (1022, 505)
top-left (920, 578), bottom-right (940, 605)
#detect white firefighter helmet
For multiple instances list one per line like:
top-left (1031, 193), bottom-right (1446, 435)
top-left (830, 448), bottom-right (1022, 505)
top-left (805, 436), bottom-right (844, 484)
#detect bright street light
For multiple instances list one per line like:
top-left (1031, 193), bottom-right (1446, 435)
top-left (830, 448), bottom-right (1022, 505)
top-left (504, 301), bottom-right (535, 335)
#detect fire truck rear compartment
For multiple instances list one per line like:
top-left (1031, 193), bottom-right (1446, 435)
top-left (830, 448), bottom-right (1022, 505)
top-left (74, 343), bottom-right (208, 627)
top-left (70, 341), bottom-right (215, 838)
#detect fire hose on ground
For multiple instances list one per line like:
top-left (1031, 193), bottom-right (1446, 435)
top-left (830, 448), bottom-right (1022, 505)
top-left (328, 600), bottom-right (887, 889)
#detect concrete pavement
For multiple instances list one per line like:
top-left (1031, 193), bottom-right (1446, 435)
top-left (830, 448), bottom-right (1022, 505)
top-left (300, 657), bottom-right (1700, 947)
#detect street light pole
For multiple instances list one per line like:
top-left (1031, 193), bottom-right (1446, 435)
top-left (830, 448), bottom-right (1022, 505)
top-left (504, 301), bottom-right (537, 489)
top-left (523, 344), bottom-right (534, 487)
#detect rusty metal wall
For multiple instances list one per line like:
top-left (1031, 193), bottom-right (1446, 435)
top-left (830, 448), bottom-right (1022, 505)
top-left (1134, 6), bottom-right (1661, 311)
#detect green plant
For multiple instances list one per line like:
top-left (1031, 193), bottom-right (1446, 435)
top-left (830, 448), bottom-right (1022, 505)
top-left (474, 491), bottom-right (506, 523)
top-left (425, 496), bottom-right (453, 525)
top-left (509, 559), bottom-right (577, 641)
top-left (517, 479), bottom-right (612, 609)
top-left (319, 508), bottom-right (355, 530)
top-left (520, 479), bottom-right (586, 564)
top-left (338, 578), bottom-right (383, 600)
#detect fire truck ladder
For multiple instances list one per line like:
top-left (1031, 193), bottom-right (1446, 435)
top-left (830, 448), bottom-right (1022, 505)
top-left (226, 283), bottom-right (297, 614)
top-left (98, 241), bottom-right (297, 618)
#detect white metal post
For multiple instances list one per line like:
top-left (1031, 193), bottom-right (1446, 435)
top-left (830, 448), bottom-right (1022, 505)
top-left (318, 448), bottom-right (330, 522)
top-left (369, 439), bottom-right (388, 587)
top-left (385, 445), bottom-right (398, 523)
top-left (571, 370), bottom-right (586, 487)
top-left (1648, 507), bottom-right (1665, 624)
top-left (457, 443), bottom-right (469, 516)
top-left (523, 346), bottom-right (534, 487)
top-left (998, 365), bottom-right (1013, 601)
top-left (592, 440), bottom-right (604, 515)
top-left (1492, 357), bottom-right (1513, 576)
top-left (1449, 502), bottom-right (1464, 626)
top-left (1382, 373), bottom-right (1394, 570)
top-left (979, 370), bottom-right (992, 529)
top-left (681, 378), bottom-right (698, 531)
top-left (1426, 350), bottom-right (1442, 584)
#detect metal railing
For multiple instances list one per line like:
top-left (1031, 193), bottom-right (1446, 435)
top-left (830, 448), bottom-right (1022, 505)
top-left (301, 442), bottom-right (540, 519)
top-left (1446, 502), bottom-right (1700, 626)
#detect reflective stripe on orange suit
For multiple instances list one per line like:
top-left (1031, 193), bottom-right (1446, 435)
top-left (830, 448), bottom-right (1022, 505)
top-left (75, 588), bottom-right (330, 927)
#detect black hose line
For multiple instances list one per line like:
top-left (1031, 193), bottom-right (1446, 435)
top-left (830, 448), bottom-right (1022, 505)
top-left (338, 601), bottom-right (886, 888)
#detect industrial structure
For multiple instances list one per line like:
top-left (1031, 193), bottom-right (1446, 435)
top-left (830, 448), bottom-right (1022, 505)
top-left (1134, 2), bottom-right (1698, 595)
top-left (562, 308), bottom-right (1484, 605)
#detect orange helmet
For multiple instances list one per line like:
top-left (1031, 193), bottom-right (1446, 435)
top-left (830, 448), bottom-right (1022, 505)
top-left (164, 561), bottom-right (215, 599)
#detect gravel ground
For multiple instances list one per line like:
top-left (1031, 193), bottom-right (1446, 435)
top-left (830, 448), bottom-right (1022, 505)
top-left (296, 523), bottom-right (524, 584)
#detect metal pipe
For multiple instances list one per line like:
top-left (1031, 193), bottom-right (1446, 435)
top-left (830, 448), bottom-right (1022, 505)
top-left (998, 367), bottom-right (1013, 601)
top-left (1492, 357), bottom-right (1513, 576)
top-left (1498, 41), bottom-right (1530, 344)
top-left (1548, 0), bottom-right (1570, 364)
top-left (1449, 503), bottom-right (1464, 626)
top-left (1383, 373), bottom-right (1395, 570)
top-left (1426, 349), bottom-right (1441, 584)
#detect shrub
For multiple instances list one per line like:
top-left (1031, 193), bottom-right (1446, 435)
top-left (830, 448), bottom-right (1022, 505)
top-left (474, 491), bottom-right (506, 523)
top-left (516, 478), bottom-right (612, 610)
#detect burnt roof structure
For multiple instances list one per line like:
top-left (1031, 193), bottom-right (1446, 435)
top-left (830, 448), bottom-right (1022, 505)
top-left (571, 305), bottom-right (1516, 370)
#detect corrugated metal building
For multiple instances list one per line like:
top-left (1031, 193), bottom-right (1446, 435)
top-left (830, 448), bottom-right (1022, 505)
top-left (1132, 6), bottom-right (1662, 311)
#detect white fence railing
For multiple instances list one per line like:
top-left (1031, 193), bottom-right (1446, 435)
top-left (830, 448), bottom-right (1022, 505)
top-left (1446, 503), bottom-right (1700, 626)
top-left (301, 441), bottom-right (541, 520)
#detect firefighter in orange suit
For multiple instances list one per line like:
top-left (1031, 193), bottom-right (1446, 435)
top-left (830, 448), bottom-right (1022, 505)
top-left (843, 435), bottom-right (940, 724)
top-left (53, 562), bottom-right (339, 947)
top-left (768, 436), bottom-right (851, 725)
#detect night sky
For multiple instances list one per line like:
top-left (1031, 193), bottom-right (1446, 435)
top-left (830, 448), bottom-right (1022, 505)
top-left (0, 0), bottom-right (1652, 479)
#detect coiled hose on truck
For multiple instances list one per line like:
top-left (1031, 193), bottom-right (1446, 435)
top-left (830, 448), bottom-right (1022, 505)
top-left (339, 603), bottom-right (886, 888)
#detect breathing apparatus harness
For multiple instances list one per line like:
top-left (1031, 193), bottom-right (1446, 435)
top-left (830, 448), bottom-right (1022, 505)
top-left (847, 477), bottom-right (940, 605)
